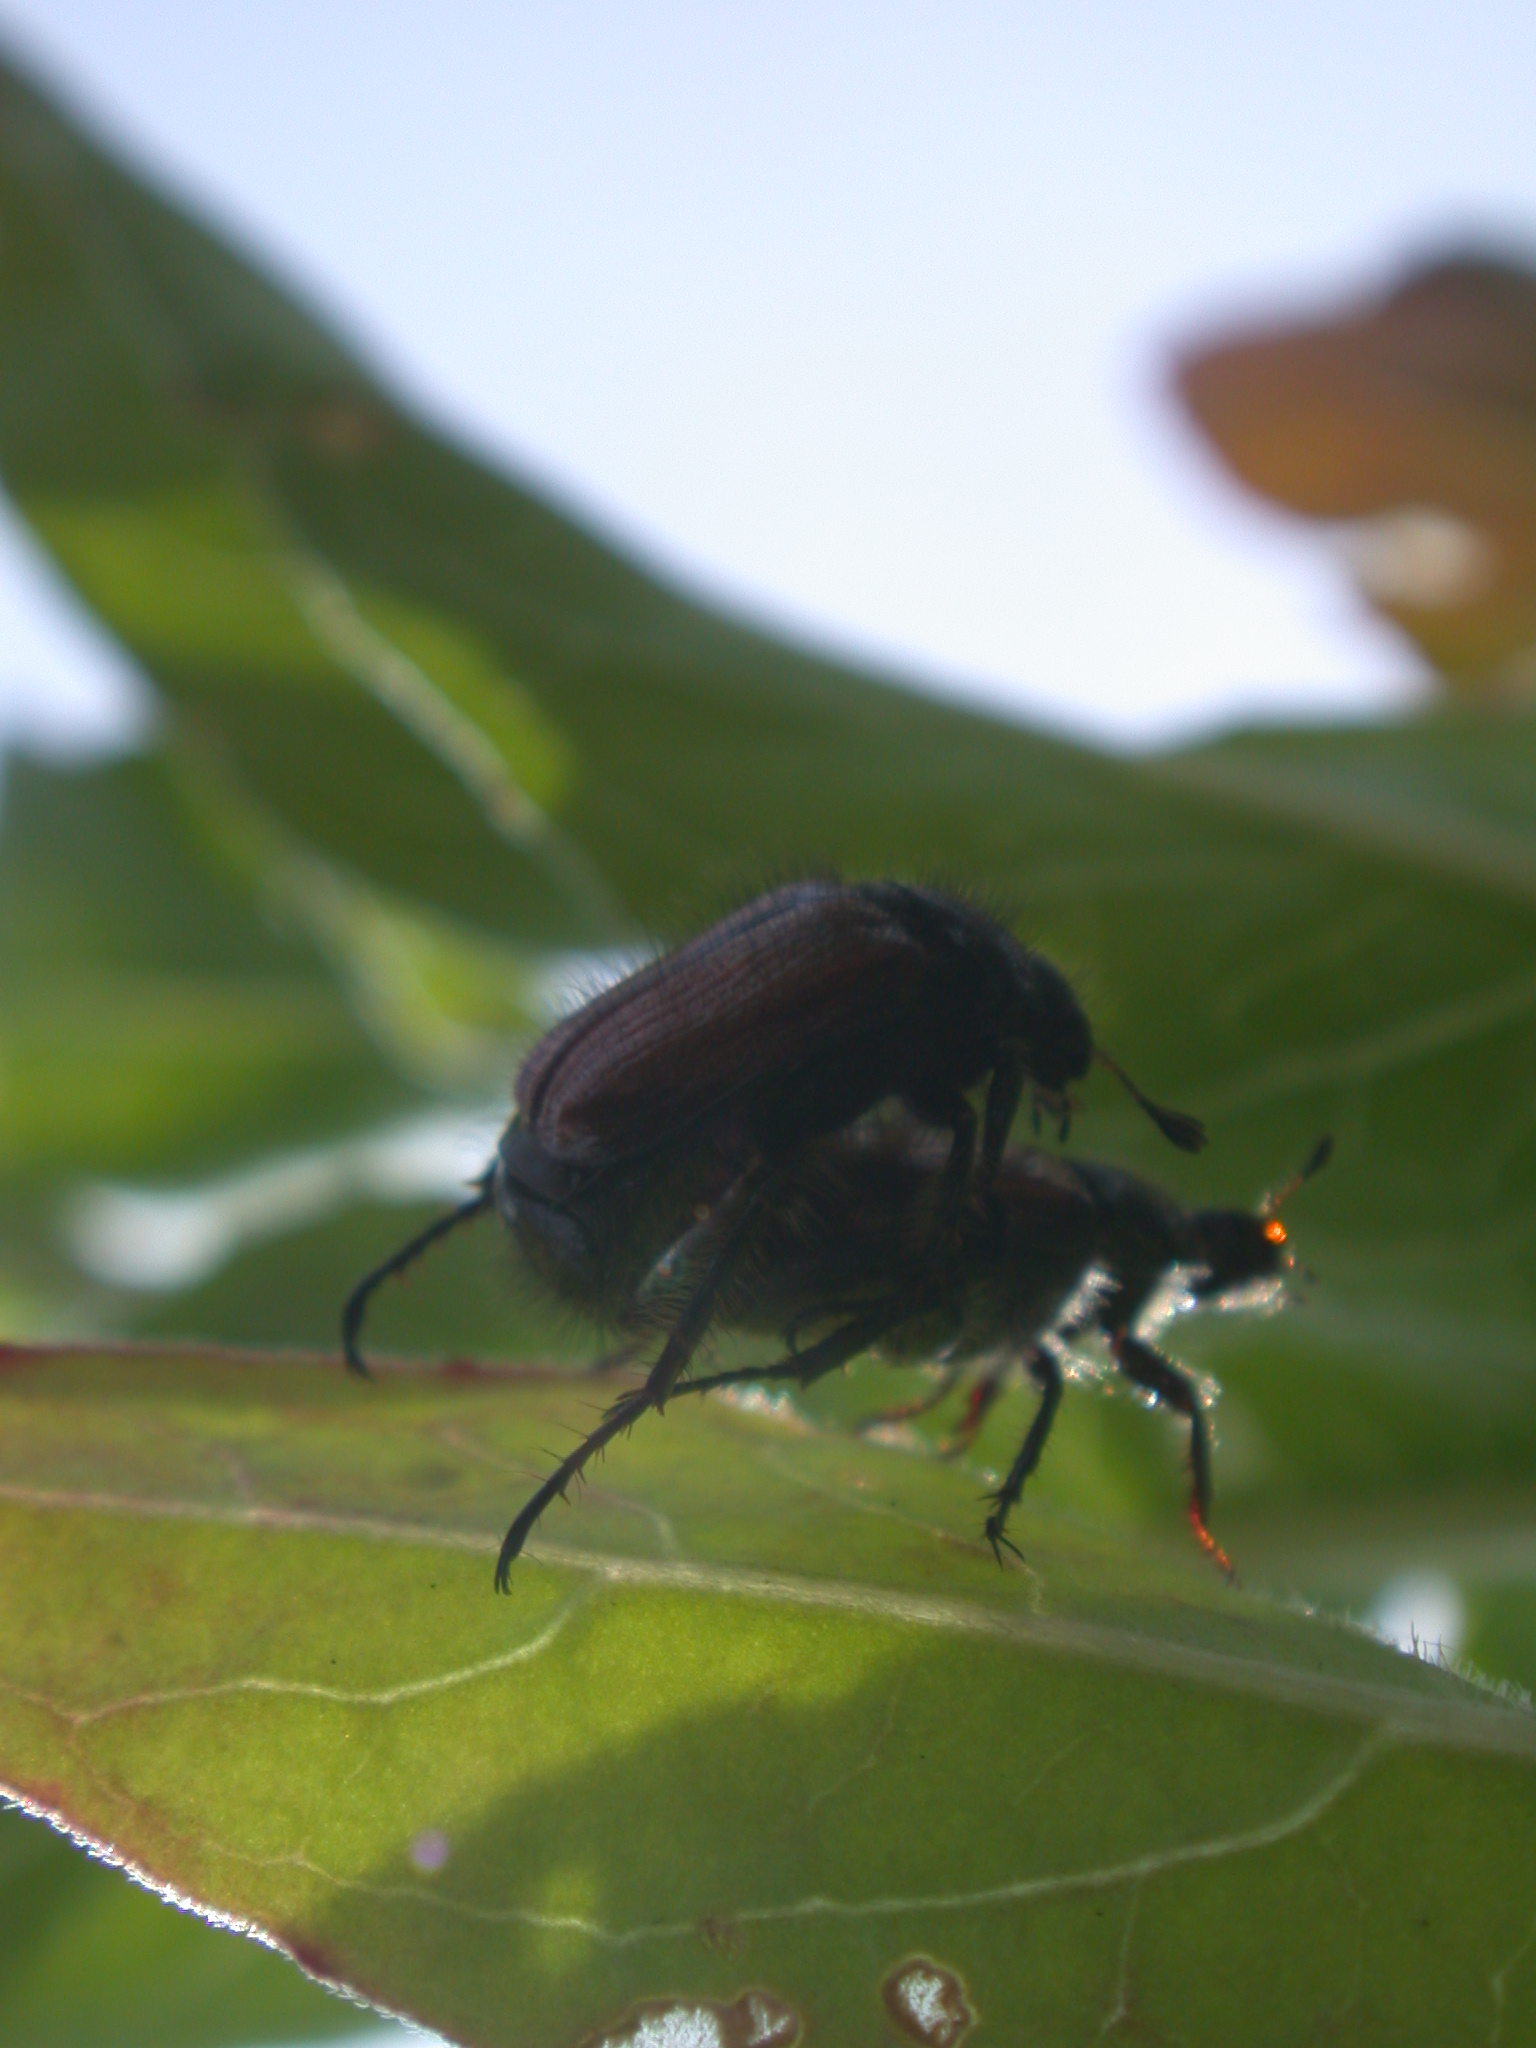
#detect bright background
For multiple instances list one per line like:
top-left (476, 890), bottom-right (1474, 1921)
top-left (2, 0), bottom-right (1535, 774)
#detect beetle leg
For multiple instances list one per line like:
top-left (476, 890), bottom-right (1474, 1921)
top-left (873, 1352), bottom-right (1009, 1456)
top-left (899, 1087), bottom-right (976, 1244)
top-left (1029, 1085), bottom-right (1071, 1144)
top-left (496, 1163), bottom-right (779, 1587)
top-left (940, 1362), bottom-right (1008, 1455)
top-left (678, 1298), bottom-right (925, 1400)
top-left (857, 1356), bottom-right (968, 1432)
top-left (981, 1047), bottom-right (1025, 1183)
top-left (640, 1159), bottom-right (779, 1414)
top-left (495, 1383), bottom-right (653, 1589)
top-left (982, 1346), bottom-right (1063, 1563)
top-left (635, 1198), bottom-right (733, 1302)
top-left (1111, 1331), bottom-right (1235, 1580)
top-left (783, 1297), bottom-right (867, 1354)
top-left (937, 1092), bottom-right (978, 1224)
top-left (495, 1297), bottom-right (916, 1587)
top-left (341, 1175), bottom-right (495, 1378)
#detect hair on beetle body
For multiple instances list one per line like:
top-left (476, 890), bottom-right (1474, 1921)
top-left (339, 878), bottom-right (1207, 1588)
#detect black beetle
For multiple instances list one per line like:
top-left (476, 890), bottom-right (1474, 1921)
top-left (662, 1128), bottom-right (1333, 1578)
top-left (340, 878), bottom-right (1205, 1584)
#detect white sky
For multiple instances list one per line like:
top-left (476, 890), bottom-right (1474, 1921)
top-left (0, 0), bottom-right (1533, 757)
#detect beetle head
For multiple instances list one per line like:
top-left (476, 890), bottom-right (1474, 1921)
top-left (997, 917), bottom-right (1202, 1152)
top-left (1189, 1133), bottom-right (1333, 1300)
top-left (1188, 1206), bottom-right (1288, 1299)
top-left (1015, 952), bottom-right (1093, 1091)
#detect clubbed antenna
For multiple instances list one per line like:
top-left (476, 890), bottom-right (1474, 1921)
top-left (1262, 1133), bottom-right (1334, 1218)
top-left (341, 1178), bottom-right (495, 1377)
top-left (1095, 1050), bottom-right (1207, 1153)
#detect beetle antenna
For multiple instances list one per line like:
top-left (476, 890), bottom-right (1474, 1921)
top-left (1094, 1050), bottom-right (1207, 1153)
top-left (1261, 1132), bottom-right (1334, 1217)
top-left (342, 1176), bottom-right (496, 1378)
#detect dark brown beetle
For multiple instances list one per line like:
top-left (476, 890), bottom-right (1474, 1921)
top-left (504, 879), bottom-right (1199, 1208)
top-left (340, 879), bottom-right (1205, 1585)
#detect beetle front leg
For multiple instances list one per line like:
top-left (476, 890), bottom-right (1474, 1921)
top-left (897, 1086), bottom-right (977, 1244)
top-left (1112, 1331), bottom-right (1234, 1580)
top-left (981, 1046), bottom-right (1025, 1182)
top-left (936, 1092), bottom-right (977, 1230)
top-left (983, 1346), bottom-right (1062, 1563)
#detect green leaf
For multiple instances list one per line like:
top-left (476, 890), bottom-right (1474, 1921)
top-left (4, 1342), bottom-right (1535, 2048)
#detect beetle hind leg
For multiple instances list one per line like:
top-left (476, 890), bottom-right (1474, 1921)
top-left (641, 1159), bottom-right (779, 1413)
top-left (495, 1384), bottom-right (653, 1589)
top-left (496, 1161), bottom-right (778, 1585)
top-left (680, 1297), bottom-right (926, 1402)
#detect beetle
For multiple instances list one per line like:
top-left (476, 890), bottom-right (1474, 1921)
top-left (344, 879), bottom-right (1201, 1340)
top-left (468, 1123), bottom-right (1330, 1585)
top-left (506, 883), bottom-right (1186, 1286)
top-left (914, 1132), bottom-right (1332, 1572)
top-left (651, 1127), bottom-right (1333, 1580)
top-left (340, 878), bottom-right (1205, 1584)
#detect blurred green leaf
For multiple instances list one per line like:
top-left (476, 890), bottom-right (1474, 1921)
top-left (0, 1804), bottom-right (361, 2048)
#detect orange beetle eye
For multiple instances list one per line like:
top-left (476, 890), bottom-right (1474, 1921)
top-left (1263, 1218), bottom-right (1287, 1244)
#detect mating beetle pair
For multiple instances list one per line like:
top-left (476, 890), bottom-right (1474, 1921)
top-left (342, 880), bottom-right (1308, 1586)
top-left (492, 1123), bottom-right (1325, 1584)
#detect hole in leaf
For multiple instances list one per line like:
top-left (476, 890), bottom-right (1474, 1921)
top-left (579, 1988), bottom-right (798, 2048)
top-left (880, 1956), bottom-right (976, 2047)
